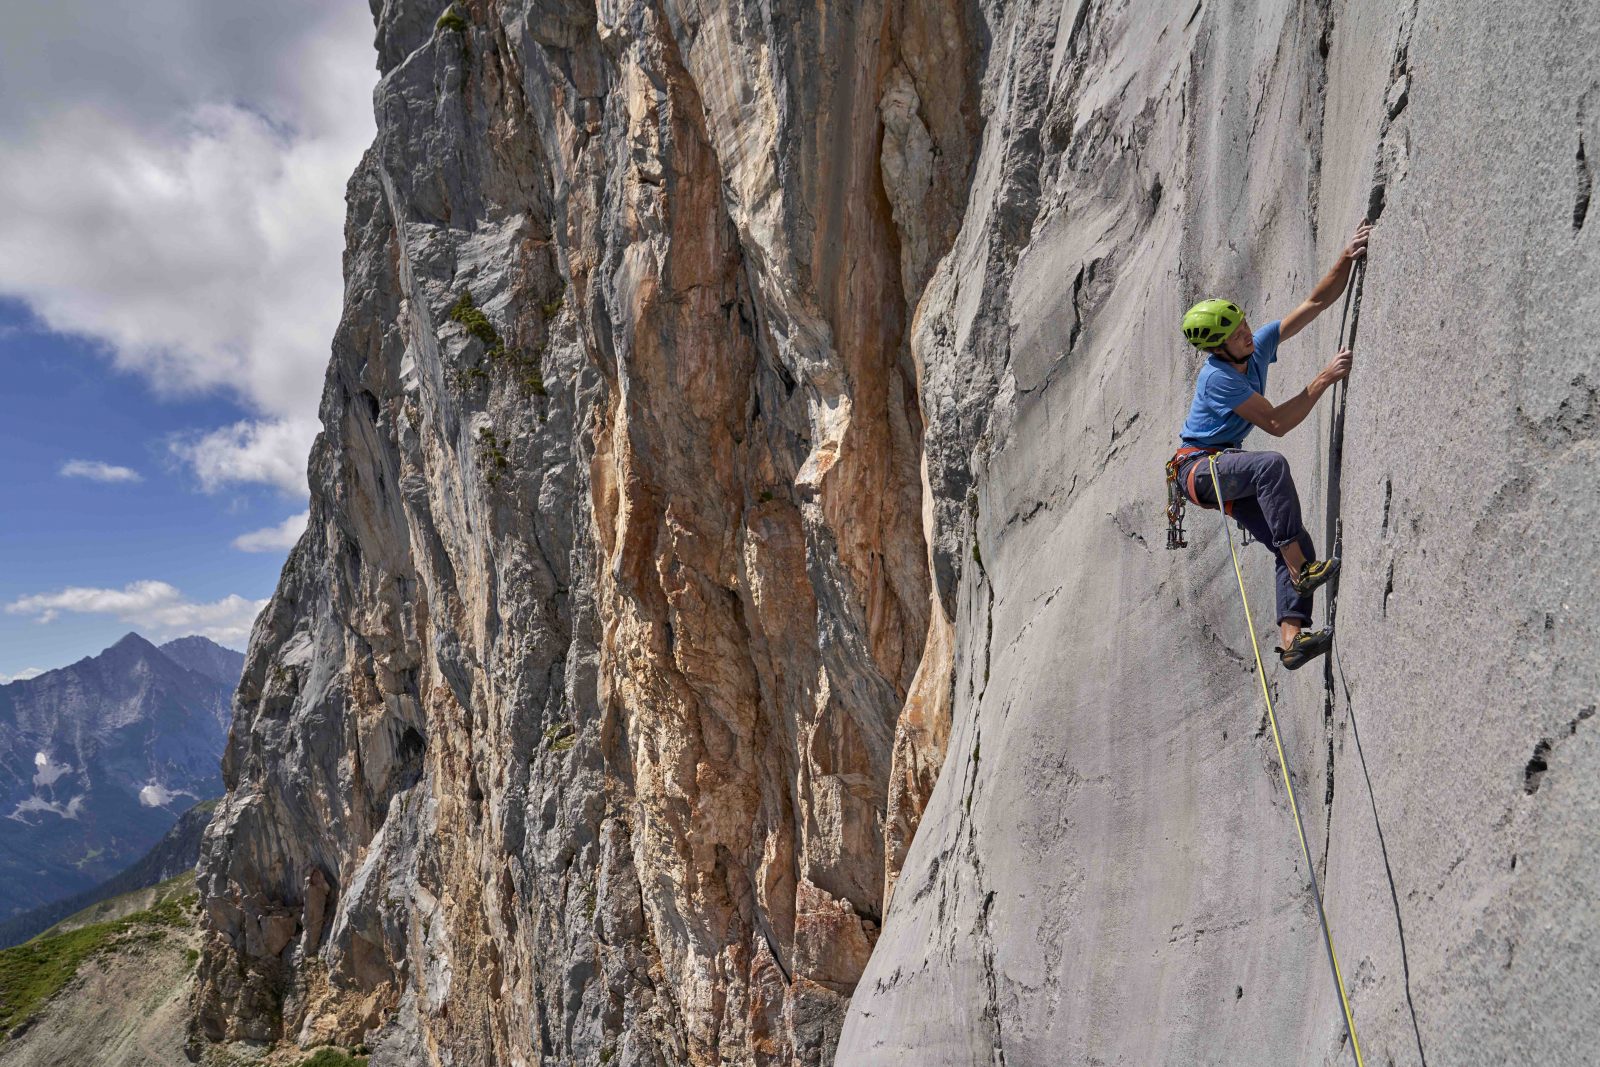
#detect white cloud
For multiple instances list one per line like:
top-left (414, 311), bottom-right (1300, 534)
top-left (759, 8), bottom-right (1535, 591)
top-left (233, 510), bottom-right (310, 552)
top-left (0, 2), bottom-right (374, 141)
top-left (0, 1), bottom-right (373, 491)
top-left (0, 668), bottom-right (45, 685)
top-left (170, 417), bottom-right (316, 496)
top-left (60, 459), bottom-right (143, 483)
top-left (6, 580), bottom-right (268, 646)
top-left (0, 103), bottom-right (354, 420)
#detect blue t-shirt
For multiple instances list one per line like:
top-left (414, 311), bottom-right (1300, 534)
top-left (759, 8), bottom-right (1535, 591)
top-left (1179, 320), bottom-right (1281, 446)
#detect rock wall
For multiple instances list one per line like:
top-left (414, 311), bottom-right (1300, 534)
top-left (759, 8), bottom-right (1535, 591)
top-left (193, 0), bottom-right (1600, 1065)
top-left (195, 0), bottom-right (977, 1062)
top-left (841, 0), bottom-right (1600, 1064)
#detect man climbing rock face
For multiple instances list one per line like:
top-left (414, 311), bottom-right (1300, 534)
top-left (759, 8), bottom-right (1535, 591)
top-left (1171, 220), bottom-right (1372, 670)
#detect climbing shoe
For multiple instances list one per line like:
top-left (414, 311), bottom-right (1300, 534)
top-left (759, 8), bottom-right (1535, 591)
top-left (1276, 628), bottom-right (1334, 671)
top-left (1290, 556), bottom-right (1341, 597)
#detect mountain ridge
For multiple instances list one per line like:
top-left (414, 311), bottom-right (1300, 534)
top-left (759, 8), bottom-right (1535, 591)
top-left (0, 634), bottom-right (238, 919)
top-left (157, 637), bottom-right (245, 689)
top-left (0, 797), bottom-right (218, 949)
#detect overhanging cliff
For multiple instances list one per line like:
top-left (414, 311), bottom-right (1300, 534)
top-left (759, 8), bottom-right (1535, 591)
top-left (193, 0), bottom-right (1600, 1064)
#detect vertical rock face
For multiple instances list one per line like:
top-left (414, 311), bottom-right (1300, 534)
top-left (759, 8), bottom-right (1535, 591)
top-left (196, 0), bottom-right (1600, 1065)
top-left (196, 0), bottom-right (977, 1063)
top-left (842, 1), bottom-right (1600, 1065)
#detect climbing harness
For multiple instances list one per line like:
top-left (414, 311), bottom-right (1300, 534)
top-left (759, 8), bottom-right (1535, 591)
top-left (1208, 452), bottom-right (1366, 1066)
top-left (1170, 445), bottom-right (1235, 515)
top-left (1164, 445), bottom-right (1230, 552)
top-left (1164, 447), bottom-right (1224, 549)
top-left (1165, 445), bottom-right (1253, 548)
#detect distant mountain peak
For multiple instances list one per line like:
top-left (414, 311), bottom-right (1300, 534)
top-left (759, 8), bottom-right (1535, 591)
top-left (109, 632), bottom-right (158, 652)
top-left (92, 632), bottom-right (168, 673)
top-left (0, 633), bottom-right (235, 922)
top-left (158, 635), bottom-right (236, 656)
top-left (157, 636), bottom-right (246, 688)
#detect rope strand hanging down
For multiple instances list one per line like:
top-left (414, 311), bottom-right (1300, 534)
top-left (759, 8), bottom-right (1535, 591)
top-left (1208, 452), bottom-right (1367, 1067)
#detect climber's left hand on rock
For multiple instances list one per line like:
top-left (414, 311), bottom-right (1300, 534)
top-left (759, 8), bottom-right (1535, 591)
top-left (1344, 220), bottom-right (1372, 261)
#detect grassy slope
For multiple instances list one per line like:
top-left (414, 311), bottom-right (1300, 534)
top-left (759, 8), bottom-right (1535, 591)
top-left (300, 1051), bottom-right (370, 1067)
top-left (1, 870), bottom-right (369, 1066)
top-left (0, 873), bottom-right (195, 1038)
top-left (37, 870), bottom-right (197, 939)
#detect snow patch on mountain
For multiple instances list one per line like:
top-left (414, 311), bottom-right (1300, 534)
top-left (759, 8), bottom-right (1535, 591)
top-left (10, 794), bottom-right (86, 821)
top-left (32, 751), bottom-right (75, 787)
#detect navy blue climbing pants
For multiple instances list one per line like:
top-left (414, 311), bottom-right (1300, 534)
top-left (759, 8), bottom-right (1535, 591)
top-left (1181, 449), bottom-right (1317, 625)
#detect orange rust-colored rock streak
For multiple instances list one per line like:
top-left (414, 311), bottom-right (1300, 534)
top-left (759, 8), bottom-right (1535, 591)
top-left (194, 0), bottom-right (980, 1063)
top-left (573, 2), bottom-right (981, 1059)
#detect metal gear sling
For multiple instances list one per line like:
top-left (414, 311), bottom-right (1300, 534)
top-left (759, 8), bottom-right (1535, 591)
top-left (1165, 445), bottom-right (1254, 549)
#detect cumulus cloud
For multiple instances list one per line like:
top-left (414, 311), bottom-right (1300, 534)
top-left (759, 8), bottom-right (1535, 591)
top-left (233, 510), bottom-right (310, 552)
top-left (0, 668), bottom-right (45, 685)
top-left (60, 459), bottom-right (143, 483)
top-left (0, 1), bottom-right (374, 489)
top-left (170, 417), bottom-right (317, 496)
top-left (6, 580), bottom-right (268, 645)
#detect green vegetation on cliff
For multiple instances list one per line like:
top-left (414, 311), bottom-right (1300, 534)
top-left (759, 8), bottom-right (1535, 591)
top-left (300, 1049), bottom-right (370, 1067)
top-left (449, 290), bottom-right (548, 399)
top-left (434, 5), bottom-right (467, 34)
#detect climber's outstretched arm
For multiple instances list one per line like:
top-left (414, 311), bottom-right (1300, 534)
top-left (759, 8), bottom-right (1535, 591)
top-left (1278, 220), bottom-right (1372, 342)
top-left (1233, 348), bottom-right (1354, 437)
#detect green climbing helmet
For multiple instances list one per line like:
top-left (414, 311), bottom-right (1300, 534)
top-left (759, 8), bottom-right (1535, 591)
top-left (1181, 298), bottom-right (1243, 348)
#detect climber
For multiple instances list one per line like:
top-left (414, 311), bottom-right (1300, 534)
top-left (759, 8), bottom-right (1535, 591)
top-left (1169, 220), bottom-right (1372, 670)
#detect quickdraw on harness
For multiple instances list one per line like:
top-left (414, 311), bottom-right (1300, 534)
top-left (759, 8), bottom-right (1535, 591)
top-left (1164, 445), bottom-right (1252, 548)
top-left (1164, 454), bottom-right (1193, 550)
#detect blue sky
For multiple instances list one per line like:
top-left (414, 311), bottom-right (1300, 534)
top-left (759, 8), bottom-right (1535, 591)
top-left (0, 297), bottom-right (294, 675)
top-left (0, 2), bottom-right (374, 680)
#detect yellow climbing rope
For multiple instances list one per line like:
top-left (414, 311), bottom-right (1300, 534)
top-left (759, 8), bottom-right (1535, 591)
top-left (1207, 453), bottom-right (1366, 1067)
